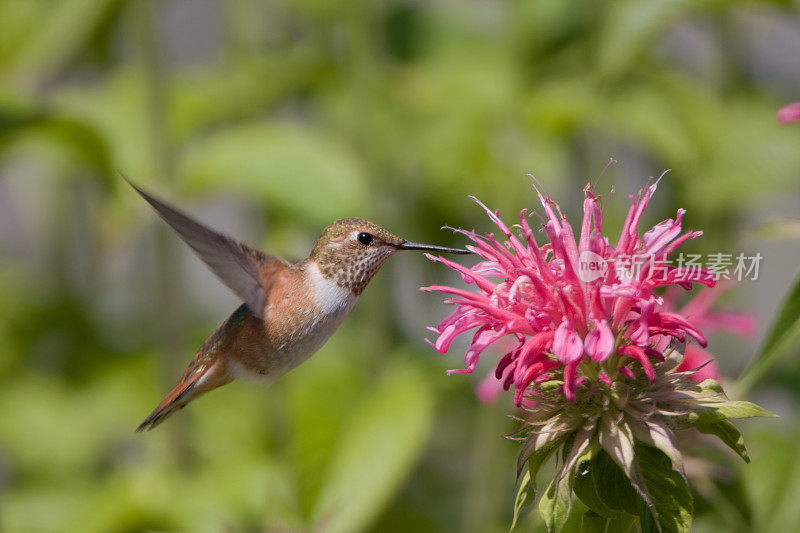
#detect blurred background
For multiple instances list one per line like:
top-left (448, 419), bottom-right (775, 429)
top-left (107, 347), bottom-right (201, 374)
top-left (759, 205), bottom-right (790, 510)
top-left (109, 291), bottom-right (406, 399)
top-left (1, 0), bottom-right (799, 531)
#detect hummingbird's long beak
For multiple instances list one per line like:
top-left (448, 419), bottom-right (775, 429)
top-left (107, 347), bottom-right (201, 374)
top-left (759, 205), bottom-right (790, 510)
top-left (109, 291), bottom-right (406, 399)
top-left (394, 241), bottom-right (472, 254)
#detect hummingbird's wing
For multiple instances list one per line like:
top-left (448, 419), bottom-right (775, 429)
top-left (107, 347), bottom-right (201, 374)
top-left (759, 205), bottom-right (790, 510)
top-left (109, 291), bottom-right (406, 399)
top-left (128, 180), bottom-right (284, 318)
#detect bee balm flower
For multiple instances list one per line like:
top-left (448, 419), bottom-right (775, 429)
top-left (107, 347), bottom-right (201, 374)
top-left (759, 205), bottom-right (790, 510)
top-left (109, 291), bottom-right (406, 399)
top-left (424, 177), bottom-right (774, 532)
top-left (424, 178), bottom-right (715, 403)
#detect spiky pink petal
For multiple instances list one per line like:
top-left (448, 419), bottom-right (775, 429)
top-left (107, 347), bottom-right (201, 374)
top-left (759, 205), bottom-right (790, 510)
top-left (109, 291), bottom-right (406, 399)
top-left (563, 362), bottom-right (579, 402)
top-left (650, 312), bottom-right (708, 347)
top-left (618, 345), bottom-right (656, 382)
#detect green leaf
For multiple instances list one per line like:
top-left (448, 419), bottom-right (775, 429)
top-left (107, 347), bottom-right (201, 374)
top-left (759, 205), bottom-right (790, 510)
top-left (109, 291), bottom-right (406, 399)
top-left (707, 401), bottom-right (777, 421)
top-left (511, 431), bottom-right (567, 529)
top-left (511, 470), bottom-right (535, 531)
top-left (693, 378), bottom-right (725, 396)
top-left (752, 270), bottom-right (800, 360)
top-left (581, 510), bottom-right (636, 533)
top-left (638, 497), bottom-right (659, 533)
top-left (696, 420), bottom-right (750, 463)
top-left (598, 415), bottom-right (646, 502)
top-left (739, 270), bottom-right (800, 392)
top-left (539, 429), bottom-right (595, 533)
top-left (609, 513), bottom-right (637, 533)
top-left (584, 444), bottom-right (692, 532)
top-left (574, 450), bottom-right (641, 518)
top-left (630, 419), bottom-right (684, 479)
top-left (634, 445), bottom-right (693, 533)
top-left (539, 471), bottom-right (574, 533)
top-left (581, 510), bottom-right (610, 533)
top-left (672, 400), bottom-right (777, 429)
top-left (310, 360), bottom-right (433, 533)
top-left (574, 461), bottom-right (619, 519)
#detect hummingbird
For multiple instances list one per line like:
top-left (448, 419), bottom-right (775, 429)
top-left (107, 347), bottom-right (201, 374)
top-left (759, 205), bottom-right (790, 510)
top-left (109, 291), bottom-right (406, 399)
top-left (129, 181), bottom-right (470, 431)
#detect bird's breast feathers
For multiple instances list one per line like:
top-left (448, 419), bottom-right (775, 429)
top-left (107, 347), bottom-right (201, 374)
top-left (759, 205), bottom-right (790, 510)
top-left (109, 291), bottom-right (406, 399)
top-left (229, 263), bottom-right (356, 383)
top-left (270, 262), bottom-right (356, 360)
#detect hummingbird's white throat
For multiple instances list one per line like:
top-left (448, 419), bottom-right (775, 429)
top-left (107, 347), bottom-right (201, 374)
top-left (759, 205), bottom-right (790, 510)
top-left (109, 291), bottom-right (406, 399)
top-left (307, 262), bottom-right (358, 317)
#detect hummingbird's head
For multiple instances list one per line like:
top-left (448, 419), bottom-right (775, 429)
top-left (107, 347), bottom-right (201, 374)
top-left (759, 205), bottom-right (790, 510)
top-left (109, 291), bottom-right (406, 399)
top-left (311, 217), bottom-right (469, 295)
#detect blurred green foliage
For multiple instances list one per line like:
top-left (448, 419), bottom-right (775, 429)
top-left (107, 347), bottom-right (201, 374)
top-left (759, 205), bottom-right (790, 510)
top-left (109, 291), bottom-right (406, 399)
top-left (1, 0), bottom-right (799, 531)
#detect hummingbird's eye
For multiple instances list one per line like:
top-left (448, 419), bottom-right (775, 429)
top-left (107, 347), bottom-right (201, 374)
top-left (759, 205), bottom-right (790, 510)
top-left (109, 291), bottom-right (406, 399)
top-left (357, 232), bottom-right (373, 245)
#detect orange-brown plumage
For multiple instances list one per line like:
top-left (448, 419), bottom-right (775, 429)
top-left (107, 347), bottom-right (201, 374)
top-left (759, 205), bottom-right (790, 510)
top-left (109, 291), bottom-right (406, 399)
top-left (129, 179), bottom-right (470, 431)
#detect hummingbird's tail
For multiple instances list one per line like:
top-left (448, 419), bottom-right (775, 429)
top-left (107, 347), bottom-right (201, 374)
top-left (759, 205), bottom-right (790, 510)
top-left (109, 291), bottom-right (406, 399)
top-left (137, 318), bottom-right (239, 431)
top-left (137, 304), bottom-right (251, 431)
top-left (136, 384), bottom-right (195, 432)
top-left (136, 358), bottom-right (232, 431)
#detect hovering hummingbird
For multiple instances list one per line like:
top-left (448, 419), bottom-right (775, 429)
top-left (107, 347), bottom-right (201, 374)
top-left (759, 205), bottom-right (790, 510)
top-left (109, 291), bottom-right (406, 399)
top-left (129, 181), bottom-right (470, 431)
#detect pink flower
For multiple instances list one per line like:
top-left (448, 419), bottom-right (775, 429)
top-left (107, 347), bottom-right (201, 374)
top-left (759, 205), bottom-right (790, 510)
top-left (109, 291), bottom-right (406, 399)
top-left (423, 177), bottom-right (777, 531)
top-left (423, 178), bottom-right (717, 404)
top-left (777, 102), bottom-right (800, 123)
